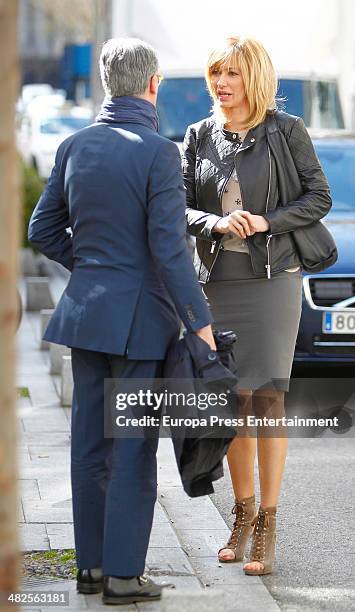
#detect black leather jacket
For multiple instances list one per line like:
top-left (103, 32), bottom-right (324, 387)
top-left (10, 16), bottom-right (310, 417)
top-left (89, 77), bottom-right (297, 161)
top-left (182, 110), bottom-right (332, 282)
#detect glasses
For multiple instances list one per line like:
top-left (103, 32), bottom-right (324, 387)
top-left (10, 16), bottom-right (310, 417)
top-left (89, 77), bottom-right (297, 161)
top-left (155, 73), bottom-right (164, 85)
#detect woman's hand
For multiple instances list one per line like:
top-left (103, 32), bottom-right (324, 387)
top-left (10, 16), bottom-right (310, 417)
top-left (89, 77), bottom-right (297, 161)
top-left (238, 211), bottom-right (270, 233)
top-left (213, 211), bottom-right (253, 239)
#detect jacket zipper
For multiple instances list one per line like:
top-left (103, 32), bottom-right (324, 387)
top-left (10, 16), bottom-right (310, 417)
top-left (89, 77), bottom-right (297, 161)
top-left (265, 144), bottom-right (273, 279)
top-left (207, 168), bottom-right (234, 281)
top-left (235, 150), bottom-right (258, 274)
top-left (207, 139), bottom-right (256, 282)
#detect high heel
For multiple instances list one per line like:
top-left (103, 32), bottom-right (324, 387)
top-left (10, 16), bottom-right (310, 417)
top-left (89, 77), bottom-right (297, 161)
top-left (243, 506), bottom-right (277, 575)
top-left (218, 495), bottom-right (256, 563)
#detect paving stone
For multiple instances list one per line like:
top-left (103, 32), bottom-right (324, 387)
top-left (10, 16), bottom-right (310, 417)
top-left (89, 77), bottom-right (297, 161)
top-left (158, 489), bottom-right (215, 511)
top-left (27, 377), bottom-right (60, 407)
top-left (187, 557), bottom-right (260, 586)
top-left (27, 580), bottom-right (88, 610)
top-left (157, 440), bottom-right (181, 487)
top-left (161, 587), bottom-right (279, 611)
top-left (23, 405), bottom-right (68, 419)
top-left (26, 277), bottom-right (55, 311)
top-left (18, 433), bottom-right (70, 447)
top-left (29, 446), bottom-right (70, 460)
top-left (136, 602), bottom-right (161, 612)
top-left (61, 355), bottom-right (73, 407)
top-left (153, 500), bottom-right (169, 524)
top-left (22, 502), bottom-right (73, 524)
top-left (175, 529), bottom-right (230, 558)
top-left (158, 484), bottom-right (200, 507)
top-left (146, 548), bottom-right (194, 577)
top-left (20, 479), bottom-right (41, 503)
top-left (85, 592), bottom-right (135, 610)
top-left (17, 395), bottom-right (33, 417)
top-left (40, 310), bottom-right (54, 350)
top-left (36, 254), bottom-right (55, 277)
top-left (149, 522), bottom-right (181, 548)
top-left (29, 446), bottom-right (70, 462)
top-left (17, 351), bottom-right (49, 376)
top-left (157, 462), bottom-right (181, 488)
top-left (212, 585), bottom-right (280, 611)
top-left (20, 248), bottom-right (39, 276)
top-left (152, 574), bottom-right (202, 591)
top-left (19, 523), bottom-right (50, 551)
top-left (17, 449), bottom-right (33, 468)
top-left (159, 499), bottom-right (227, 531)
top-left (50, 344), bottom-right (71, 375)
top-left (22, 413), bottom-right (70, 433)
top-left (37, 478), bottom-right (71, 502)
top-left (20, 465), bottom-right (70, 480)
top-left (161, 588), bottom-right (222, 611)
top-left (46, 523), bottom-right (74, 549)
top-left (18, 499), bottom-right (25, 523)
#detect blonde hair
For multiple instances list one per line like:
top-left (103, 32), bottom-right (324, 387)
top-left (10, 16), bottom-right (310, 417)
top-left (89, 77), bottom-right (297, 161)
top-left (205, 36), bottom-right (278, 130)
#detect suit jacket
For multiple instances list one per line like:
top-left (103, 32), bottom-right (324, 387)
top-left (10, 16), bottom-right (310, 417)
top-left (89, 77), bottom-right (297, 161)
top-left (28, 119), bottom-right (212, 359)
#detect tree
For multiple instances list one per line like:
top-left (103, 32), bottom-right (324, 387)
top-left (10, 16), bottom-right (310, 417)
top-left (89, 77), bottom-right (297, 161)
top-left (0, 0), bottom-right (21, 608)
top-left (30, 0), bottom-right (111, 112)
top-left (31, 0), bottom-right (95, 42)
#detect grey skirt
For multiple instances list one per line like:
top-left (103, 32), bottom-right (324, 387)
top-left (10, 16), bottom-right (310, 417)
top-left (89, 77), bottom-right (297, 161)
top-left (203, 251), bottom-right (302, 391)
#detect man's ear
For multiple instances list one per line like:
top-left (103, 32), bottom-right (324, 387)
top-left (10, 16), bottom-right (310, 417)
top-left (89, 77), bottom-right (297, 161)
top-left (149, 75), bottom-right (159, 96)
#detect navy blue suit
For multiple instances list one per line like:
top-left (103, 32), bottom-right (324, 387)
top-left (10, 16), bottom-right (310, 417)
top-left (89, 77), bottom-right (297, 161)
top-left (28, 113), bottom-right (212, 575)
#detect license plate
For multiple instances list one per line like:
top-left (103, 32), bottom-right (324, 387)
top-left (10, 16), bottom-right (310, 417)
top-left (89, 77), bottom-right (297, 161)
top-left (323, 311), bottom-right (355, 334)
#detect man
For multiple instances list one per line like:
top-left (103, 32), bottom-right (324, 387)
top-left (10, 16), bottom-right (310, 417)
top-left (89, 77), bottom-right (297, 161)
top-left (28, 38), bottom-right (214, 605)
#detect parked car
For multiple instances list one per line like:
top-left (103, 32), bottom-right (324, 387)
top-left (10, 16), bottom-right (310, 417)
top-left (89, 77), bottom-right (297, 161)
top-left (17, 104), bottom-right (93, 180)
top-left (295, 131), bottom-right (355, 364)
top-left (17, 83), bottom-right (55, 115)
top-left (157, 71), bottom-right (344, 144)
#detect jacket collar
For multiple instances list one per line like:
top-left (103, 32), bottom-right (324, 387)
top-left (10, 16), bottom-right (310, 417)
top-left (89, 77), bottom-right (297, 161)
top-left (96, 96), bottom-right (159, 132)
top-left (212, 114), bottom-right (267, 150)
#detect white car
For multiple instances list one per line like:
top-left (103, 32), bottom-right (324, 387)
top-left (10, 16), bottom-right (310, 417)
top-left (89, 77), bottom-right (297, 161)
top-left (18, 106), bottom-right (93, 180)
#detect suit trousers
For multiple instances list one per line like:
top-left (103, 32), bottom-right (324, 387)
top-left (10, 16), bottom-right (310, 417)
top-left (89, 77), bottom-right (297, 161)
top-left (70, 347), bottom-right (163, 577)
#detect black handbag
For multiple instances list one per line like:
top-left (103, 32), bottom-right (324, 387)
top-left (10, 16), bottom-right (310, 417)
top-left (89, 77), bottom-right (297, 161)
top-left (291, 220), bottom-right (338, 273)
top-left (266, 114), bottom-right (338, 273)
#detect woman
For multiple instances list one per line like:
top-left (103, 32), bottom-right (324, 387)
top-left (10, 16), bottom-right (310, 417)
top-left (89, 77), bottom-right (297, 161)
top-left (182, 36), bottom-right (331, 575)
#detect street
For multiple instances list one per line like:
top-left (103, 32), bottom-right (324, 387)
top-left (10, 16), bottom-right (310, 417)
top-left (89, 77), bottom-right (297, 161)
top-left (210, 364), bottom-right (355, 612)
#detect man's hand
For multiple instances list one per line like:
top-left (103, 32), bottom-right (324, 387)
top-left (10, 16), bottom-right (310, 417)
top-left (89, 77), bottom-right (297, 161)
top-left (195, 325), bottom-right (216, 351)
top-left (238, 211), bottom-right (270, 233)
top-left (213, 211), bottom-right (252, 239)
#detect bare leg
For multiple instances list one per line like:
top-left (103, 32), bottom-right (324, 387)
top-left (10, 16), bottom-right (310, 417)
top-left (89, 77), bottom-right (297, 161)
top-left (219, 390), bottom-right (256, 562)
top-left (243, 389), bottom-right (288, 573)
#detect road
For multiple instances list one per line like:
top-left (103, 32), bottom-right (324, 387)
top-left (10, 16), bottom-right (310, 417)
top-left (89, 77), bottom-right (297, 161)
top-left (210, 366), bottom-right (355, 612)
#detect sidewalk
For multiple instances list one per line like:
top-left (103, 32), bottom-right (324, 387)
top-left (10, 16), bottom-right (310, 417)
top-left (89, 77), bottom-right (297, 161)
top-left (17, 270), bottom-right (280, 611)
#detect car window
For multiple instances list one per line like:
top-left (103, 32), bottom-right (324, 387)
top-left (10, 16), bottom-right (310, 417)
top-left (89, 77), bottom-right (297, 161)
top-left (157, 76), bottom-right (344, 141)
top-left (157, 77), bottom-right (212, 141)
top-left (315, 145), bottom-right (355, 212)
top-left (278, 80), bottom-right (344, 129)
top-left (40, 116), bottom-right (91, 134)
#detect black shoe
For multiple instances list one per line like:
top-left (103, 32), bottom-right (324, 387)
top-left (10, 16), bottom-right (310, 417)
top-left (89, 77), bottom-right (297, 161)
top-left (77, 568), bottom-right (103, 594)
top-left (102, 574), bottom-right (175, 605)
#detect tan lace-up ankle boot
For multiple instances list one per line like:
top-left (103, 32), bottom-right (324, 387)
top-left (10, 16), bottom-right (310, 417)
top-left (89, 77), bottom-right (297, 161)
top-left (243, 506), bottom-right (277, 575)
top-left (218, 495), bottom-right (256, 563)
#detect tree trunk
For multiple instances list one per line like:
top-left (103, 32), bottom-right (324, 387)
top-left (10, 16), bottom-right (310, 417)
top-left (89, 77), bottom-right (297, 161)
top-left (0, 0), bottom-right (21, 608)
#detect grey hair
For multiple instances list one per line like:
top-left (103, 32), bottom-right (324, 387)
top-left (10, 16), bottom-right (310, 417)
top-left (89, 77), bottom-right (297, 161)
top-left (99, 37), bottom-right (159, 98)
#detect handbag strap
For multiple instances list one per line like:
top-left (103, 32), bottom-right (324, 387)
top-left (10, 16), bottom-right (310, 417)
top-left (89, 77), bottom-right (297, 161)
top-left (266, 112), bottom-right (289, 140)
